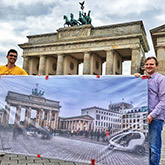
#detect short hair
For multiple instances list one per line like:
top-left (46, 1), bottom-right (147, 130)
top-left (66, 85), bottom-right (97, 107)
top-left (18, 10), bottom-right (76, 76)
top-left (7, 49), bottom-right (18, 56)
top-left (145, 56), bottom-right (159, 66)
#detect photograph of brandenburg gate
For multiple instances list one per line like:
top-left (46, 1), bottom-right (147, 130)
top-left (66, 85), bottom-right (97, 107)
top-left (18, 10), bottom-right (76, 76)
top-left (4, 90), bottom-right (60, 130)
top-left (1, 88), bottom-right (94, 132)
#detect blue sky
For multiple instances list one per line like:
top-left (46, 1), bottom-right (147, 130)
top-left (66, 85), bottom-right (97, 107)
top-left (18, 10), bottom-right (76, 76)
top-left (0, 0), bottom-right (165, 74)
top-left (0, 75), bottom-right (148, 118)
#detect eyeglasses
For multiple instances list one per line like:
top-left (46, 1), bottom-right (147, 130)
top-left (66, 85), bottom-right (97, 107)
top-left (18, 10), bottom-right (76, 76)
top-left (8, 54), bottom-right (17, 58)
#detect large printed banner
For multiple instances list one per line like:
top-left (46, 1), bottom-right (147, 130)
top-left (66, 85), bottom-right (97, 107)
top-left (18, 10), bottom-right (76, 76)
top-left (0, 75), bottom-right (148, 165)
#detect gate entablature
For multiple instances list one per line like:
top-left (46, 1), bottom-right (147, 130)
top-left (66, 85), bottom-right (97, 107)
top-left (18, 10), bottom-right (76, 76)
top-left (5, 91), bottom-right (61, 130)
top-left (6, 91), bottom-right (61, 110)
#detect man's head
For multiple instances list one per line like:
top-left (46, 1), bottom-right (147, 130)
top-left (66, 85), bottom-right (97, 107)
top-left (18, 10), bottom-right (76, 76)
top-left (6, 49), bottom-right (18, 65)
top-left (145, 56), bottom-right (158, 75)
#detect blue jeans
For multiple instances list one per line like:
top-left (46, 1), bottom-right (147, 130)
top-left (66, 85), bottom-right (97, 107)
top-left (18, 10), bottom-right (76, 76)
top-left (149, 120), bottom-right (164, 165)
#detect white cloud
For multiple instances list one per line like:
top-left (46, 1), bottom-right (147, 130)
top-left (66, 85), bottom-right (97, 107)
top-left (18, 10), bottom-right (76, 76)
top-left (0, 0), bottom-right (165, 72)
top-left (156, 13), bottom-right (165, 22)
top-left (0, 0), bottom-right (56, 7)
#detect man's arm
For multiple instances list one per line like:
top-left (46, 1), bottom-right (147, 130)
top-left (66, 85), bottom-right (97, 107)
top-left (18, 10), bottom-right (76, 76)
top-left (134, 73), bottom-right (153, 124)
top-left (150, 77), bottom-right (165, 119)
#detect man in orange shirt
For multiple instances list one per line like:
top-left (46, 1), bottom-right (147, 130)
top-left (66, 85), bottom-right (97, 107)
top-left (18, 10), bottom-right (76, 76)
top-left (0, 49), bottom-right (28, 75)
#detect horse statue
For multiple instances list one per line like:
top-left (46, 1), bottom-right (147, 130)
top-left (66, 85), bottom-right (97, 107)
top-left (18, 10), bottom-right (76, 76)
top-left (86, 10), bottom-right (92, 24)
top-left (70, 13), bottom-right (79, 26)
top-left (78, 11), bottom-right (87, 25)
top-left (63, 15), bottom-right (72, 27)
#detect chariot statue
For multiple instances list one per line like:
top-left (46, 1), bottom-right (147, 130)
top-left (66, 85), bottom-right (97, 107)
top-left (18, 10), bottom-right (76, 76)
top-left (63, 1), bottom-right (92, 27)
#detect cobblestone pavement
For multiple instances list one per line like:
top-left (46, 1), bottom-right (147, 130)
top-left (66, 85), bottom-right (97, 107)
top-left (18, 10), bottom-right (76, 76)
top-left (0, 129), bottom-right (149, 165)
top-left (0, 153), bottom-right (90, 165)
top-left (2, 128), bottom-right (165, 165)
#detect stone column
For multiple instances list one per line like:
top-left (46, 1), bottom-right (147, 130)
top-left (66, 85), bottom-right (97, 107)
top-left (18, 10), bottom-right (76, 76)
top-left (36, 110), bottom-right (39, 126)
top-left (15, 105), bottom-right (21, 126)
top-left (84, 121), bottom-right (87, 130)
top-left (75, 121), bottom-right (78, 131)
top-left (157, 47), bottom-right (165, 75)
top-left (39, 110), bottom-right (43, 126)
top-left (36, 109), bottom-right (43, 127)
top-left (55, 112), bottom-right (59, 130)
top-left (78, 121), bottom-right (81, 130)
top-left (69, 121), bottom-right (71, 130)
top-left (73, 121), bottom-right (75, 130)
top-left (70, 121), bottom-right (72, 130)
top-left (47, 110), bottom-right (51, 127)
top-left (50, 111), bottom-right (59, 130)
top-left (56, 54), bottom-right (64, 75)
top-left (43, 111), bottom-right (47, 127)
top-left (23, 56), bottom-right (29, 74)
top-left (66, 121), bottom-right (69, 130)
top-left (65, 121), bottom-right (67, 130)
top-left (87, 121), bottom-right (90, 130)
top-left (5, 103), bottom-right (11, 125)
top-left (67, 121), bottom-right (69, 130)
top-left (50, 111), bottom-right (55, 130)
top-left (91, 121), bottom-right (94, 130)
top-left (38, 55), bottom-right (46, 75)
top-left (140, 54), bottom-right (145, 74)
top-left (131, 48), bottom-right (141, 74)
top-left (24, 107), bottom-right (31, 127)
top-left (83, 52), bottom-right (91, 75)
top-left (106, 50), bottom-right (114, 75)
top-left (62, 120), bottom-right (65, 129)
top-left (81, 121), bottom-right (83, 130)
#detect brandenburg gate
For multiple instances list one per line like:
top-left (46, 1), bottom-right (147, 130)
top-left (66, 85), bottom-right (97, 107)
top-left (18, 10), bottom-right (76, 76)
top-left (5, 91), bottom-right (61, 130)
top-left (19, 21), bottom-right (149, 75)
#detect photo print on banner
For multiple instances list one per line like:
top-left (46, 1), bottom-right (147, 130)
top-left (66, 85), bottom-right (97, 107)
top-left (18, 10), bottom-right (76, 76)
top-left (0, 75), bottom-right (148, 165)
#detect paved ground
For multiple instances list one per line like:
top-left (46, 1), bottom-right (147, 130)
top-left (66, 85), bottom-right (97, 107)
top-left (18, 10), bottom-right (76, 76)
top-left (2, 126), bottom-right (165, 165)
top-left (0, 132), bottom-right (148, 165)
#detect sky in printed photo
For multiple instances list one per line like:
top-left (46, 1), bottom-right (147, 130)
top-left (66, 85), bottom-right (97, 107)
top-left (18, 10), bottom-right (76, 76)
top-left (0, 75), bottom-right (148, 121)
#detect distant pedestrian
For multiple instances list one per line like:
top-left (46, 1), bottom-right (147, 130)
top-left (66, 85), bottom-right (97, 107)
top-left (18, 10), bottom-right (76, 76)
top-left (90, 130), bottom-right (94, 139)
top-left (96, 130), bottom-right (100, 142)
top-left (106, 130), bottom-right (110, 142)
top-left (101, 131), bottom-right (106, 142)
top-left (13, 127), bottom-right (17, 141)
top-left (71, 130), bottom-right (74, 137)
